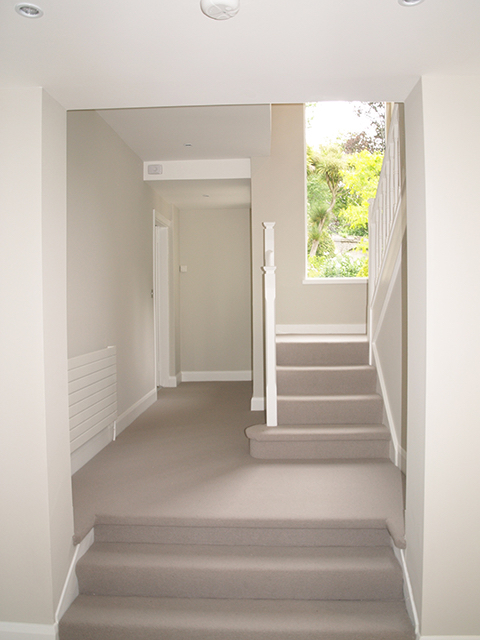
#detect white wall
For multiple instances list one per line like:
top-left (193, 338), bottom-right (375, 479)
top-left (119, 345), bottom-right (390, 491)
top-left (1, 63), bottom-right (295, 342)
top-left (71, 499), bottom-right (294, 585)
top-left (67, 110), bottom-right (165, 415)
top-left (405, 77), bottom-right (480, 636)
top-left (178, 208), bottom-right (252, 377)
top-left (251, 104), bottom-right (367, 401)
top-left (0, 88), bottom-right (74, 628)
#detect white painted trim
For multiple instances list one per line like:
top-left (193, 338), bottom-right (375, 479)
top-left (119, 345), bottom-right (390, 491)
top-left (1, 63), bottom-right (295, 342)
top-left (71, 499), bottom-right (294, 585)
top-left (392, 545), bottom-right (419, 637)
top-left (55, 529), bottom-right (94, 624)
top-left (154, 222), bottom-right (171, 388)
top-left (371, 343), bottom-right (402, 469)
top-left (116, 388), bottom-right (157, 436)
top-left (160, 375), bottom-right (179, 388)
top-left (302, 278), bottom-right (367, 285)
top-left (154, 210), bottom-right (172, 227)
top-left (0, 622), bottom-right (57, 639)
top-left (251, 396), bottom-right (265, 411)
top-left (276, 324), bottom-right (366, 335)
top-left (70, 424), bottom-right (113, 474)
top-left (181, 371), bottom-right (252, 382)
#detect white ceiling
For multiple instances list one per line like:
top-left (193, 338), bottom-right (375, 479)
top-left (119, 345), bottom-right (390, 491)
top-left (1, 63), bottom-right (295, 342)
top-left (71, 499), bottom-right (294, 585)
top-left (2, 0), bottom-right (480, 111)
top-left (149, 178), bottom-right (252, 210)
top-left (3, 0), bottom-right (480, 210)
top-left (97, 105), bottom-right (271, 162)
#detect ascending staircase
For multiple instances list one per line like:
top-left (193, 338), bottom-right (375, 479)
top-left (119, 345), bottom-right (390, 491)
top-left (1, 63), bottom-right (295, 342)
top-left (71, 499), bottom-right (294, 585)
top-left (60, 335), bottom-right (414, 639)
top-left (246, 335), bottom-right (391, 460)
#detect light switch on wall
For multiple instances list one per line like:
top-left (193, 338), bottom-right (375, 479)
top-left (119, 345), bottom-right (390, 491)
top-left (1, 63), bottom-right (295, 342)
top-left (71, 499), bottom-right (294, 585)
top-left (180, 265), bottom-right (188, 273)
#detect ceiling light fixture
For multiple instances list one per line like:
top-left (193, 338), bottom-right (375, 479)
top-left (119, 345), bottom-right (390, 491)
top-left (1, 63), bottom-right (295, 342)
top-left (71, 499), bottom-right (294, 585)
top-left (15, 3), bottom-right (44, 18)
top-left (398, 0), bottom-right (424, 5)
top-left (200, 0), bottom-right (240, 20)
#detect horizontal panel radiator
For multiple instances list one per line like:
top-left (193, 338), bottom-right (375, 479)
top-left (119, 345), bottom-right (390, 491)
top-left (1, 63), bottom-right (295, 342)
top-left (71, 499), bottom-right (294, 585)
top-left (68, 346), bottom-right (117, 458)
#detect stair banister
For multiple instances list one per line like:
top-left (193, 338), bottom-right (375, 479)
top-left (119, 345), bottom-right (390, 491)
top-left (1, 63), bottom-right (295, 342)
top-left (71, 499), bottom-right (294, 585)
top-left (263, 222), bottom-right (277, 427)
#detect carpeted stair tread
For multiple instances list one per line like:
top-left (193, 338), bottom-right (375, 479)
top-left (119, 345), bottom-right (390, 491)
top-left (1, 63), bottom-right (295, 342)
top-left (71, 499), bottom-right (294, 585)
top-left (277, 365), bottom-right (377, 395)
top-left (59, 595), bottom-right (416, 640)
top-left (246, 424), bottom-right (390, 441)
top-left (77, 542), bottom-right (403, 600)
top-left (277, 394), bottom-right (384, 425)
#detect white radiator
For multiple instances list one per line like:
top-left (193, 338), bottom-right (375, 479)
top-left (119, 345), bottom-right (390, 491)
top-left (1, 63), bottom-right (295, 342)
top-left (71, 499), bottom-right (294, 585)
top-left (68, 346), bottom-right (117, 473)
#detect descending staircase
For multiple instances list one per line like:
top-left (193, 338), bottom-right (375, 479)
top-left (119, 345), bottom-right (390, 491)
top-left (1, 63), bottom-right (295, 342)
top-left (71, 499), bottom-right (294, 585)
top-left (246, 335), bottom-right (391, 460)
top-left (59, 335), bottom-right (414, 639)
top-left (59, 520), bottom-right (414, 640)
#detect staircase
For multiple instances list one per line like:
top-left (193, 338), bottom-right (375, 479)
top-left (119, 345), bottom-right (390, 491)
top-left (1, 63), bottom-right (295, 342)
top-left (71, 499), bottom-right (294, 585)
top-left (246, 334), bottom-right (391, 460)
top-left (59, 519), bottom-right (414, 640)
top-left (59, 336), bottom-right (414, 639)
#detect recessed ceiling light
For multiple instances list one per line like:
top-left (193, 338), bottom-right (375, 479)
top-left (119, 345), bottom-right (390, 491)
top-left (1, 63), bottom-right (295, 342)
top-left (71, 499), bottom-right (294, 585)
top-left (398, 0), bottom-right (424, 5)
top-left (15, 3), bottom-right (44, 18)
top-left (200, 0), bottom-right (240, 20)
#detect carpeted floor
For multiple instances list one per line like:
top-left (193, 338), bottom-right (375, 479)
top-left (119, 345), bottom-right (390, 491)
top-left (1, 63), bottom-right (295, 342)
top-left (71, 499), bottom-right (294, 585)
top-left (72, 381), bottom-right (406, 546)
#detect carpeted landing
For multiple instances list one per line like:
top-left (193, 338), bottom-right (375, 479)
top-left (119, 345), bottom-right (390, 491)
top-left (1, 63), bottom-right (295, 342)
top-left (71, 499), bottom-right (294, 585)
top-left (61, 380), bottom-right (414, 639)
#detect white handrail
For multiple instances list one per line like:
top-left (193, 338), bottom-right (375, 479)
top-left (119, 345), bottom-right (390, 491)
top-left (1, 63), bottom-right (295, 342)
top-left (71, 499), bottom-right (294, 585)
top-left (263, 222), bottom-right (277, 426)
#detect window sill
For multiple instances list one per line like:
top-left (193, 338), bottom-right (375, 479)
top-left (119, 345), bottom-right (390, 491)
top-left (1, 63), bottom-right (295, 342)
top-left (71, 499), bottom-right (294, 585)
top-left (303, 277), bottom-right (368, 285)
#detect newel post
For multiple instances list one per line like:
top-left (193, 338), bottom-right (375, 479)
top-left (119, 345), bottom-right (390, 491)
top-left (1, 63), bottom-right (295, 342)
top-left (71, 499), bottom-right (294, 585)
top-left (263, 222), bottom-right (277, 427)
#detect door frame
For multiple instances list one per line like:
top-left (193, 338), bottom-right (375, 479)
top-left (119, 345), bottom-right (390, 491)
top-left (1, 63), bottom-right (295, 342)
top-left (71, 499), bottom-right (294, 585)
top-left (153, 210), bottom-right (172, 388)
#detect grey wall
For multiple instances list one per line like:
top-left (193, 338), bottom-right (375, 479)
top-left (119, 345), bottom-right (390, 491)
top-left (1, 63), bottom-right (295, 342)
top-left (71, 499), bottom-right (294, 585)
top-left (67, 110), bottom-right (164, 415)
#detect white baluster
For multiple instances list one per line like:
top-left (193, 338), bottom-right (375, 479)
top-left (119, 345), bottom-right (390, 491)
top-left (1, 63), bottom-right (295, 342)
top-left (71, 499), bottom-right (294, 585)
top-left (263, 223), bottom-right (277, 427)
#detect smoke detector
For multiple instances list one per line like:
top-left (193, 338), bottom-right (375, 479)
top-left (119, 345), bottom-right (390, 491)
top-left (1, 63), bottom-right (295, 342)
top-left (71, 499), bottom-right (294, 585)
top-left (200, 0), bottom-right (240, 20)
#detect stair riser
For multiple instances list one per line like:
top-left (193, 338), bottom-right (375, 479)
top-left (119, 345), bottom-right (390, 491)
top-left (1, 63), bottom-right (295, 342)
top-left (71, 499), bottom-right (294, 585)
top-left (277, 341), bottom-right (369, 367)
top-left (94, 524), bottom-right (392, 547)
top-left (277, 397), bottom-right (383, 425)
top-left (78, 565), bottom-right (403, 601)
top-left (59, 597), bottom-right (416, 640)
top-left (277, 368), bottom-right (377, 396)
top-left (250, 439), bottom-right (390, 460)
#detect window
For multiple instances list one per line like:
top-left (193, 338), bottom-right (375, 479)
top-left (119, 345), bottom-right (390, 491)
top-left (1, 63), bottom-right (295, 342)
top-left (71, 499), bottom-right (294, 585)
top-left (306, 102), bottom-right (385, 279)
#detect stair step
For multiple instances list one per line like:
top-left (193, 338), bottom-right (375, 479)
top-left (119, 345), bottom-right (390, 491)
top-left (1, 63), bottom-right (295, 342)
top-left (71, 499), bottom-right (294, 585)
top-left (277, 365), bottom-right (377, 395)
top-left (277, 394), bottom-right (383, 425)
top-left (276, 336), bottom-right (369, 367)
top-left (246, 424), bottom-right (390, 459)
top-left (77, 542), bottom-right (403, 600)
top-left (59, 596), bottom-right (416, 640)
top-left (95, 522), bottom-right (392, 547)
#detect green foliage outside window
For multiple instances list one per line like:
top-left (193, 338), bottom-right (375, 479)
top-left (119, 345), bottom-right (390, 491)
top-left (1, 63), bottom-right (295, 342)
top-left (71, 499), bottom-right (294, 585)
top-left (306, 102), bottom-right (385, 279)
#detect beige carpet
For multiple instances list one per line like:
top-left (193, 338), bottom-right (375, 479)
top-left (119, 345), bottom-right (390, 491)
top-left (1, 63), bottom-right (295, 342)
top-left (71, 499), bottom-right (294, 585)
top-left (72, 381), bottom-right (405, 547)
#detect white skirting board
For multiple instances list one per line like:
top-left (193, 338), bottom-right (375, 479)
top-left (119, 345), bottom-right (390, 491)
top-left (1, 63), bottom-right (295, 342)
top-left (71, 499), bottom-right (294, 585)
top-left (420, 637), bottom-right (480, 640)
top-left (251, 396), bottom-right (265, 411)
top-left (115, 387), bottom-right (158, 437)
top-left (0, 623), bottom-right (57, 639)
top-left (181, 371), bottom-right (252, 382)
top-left (276, 324), bottom-right (366, 335)
top-left (55, 529), bottom-right (95, 625)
